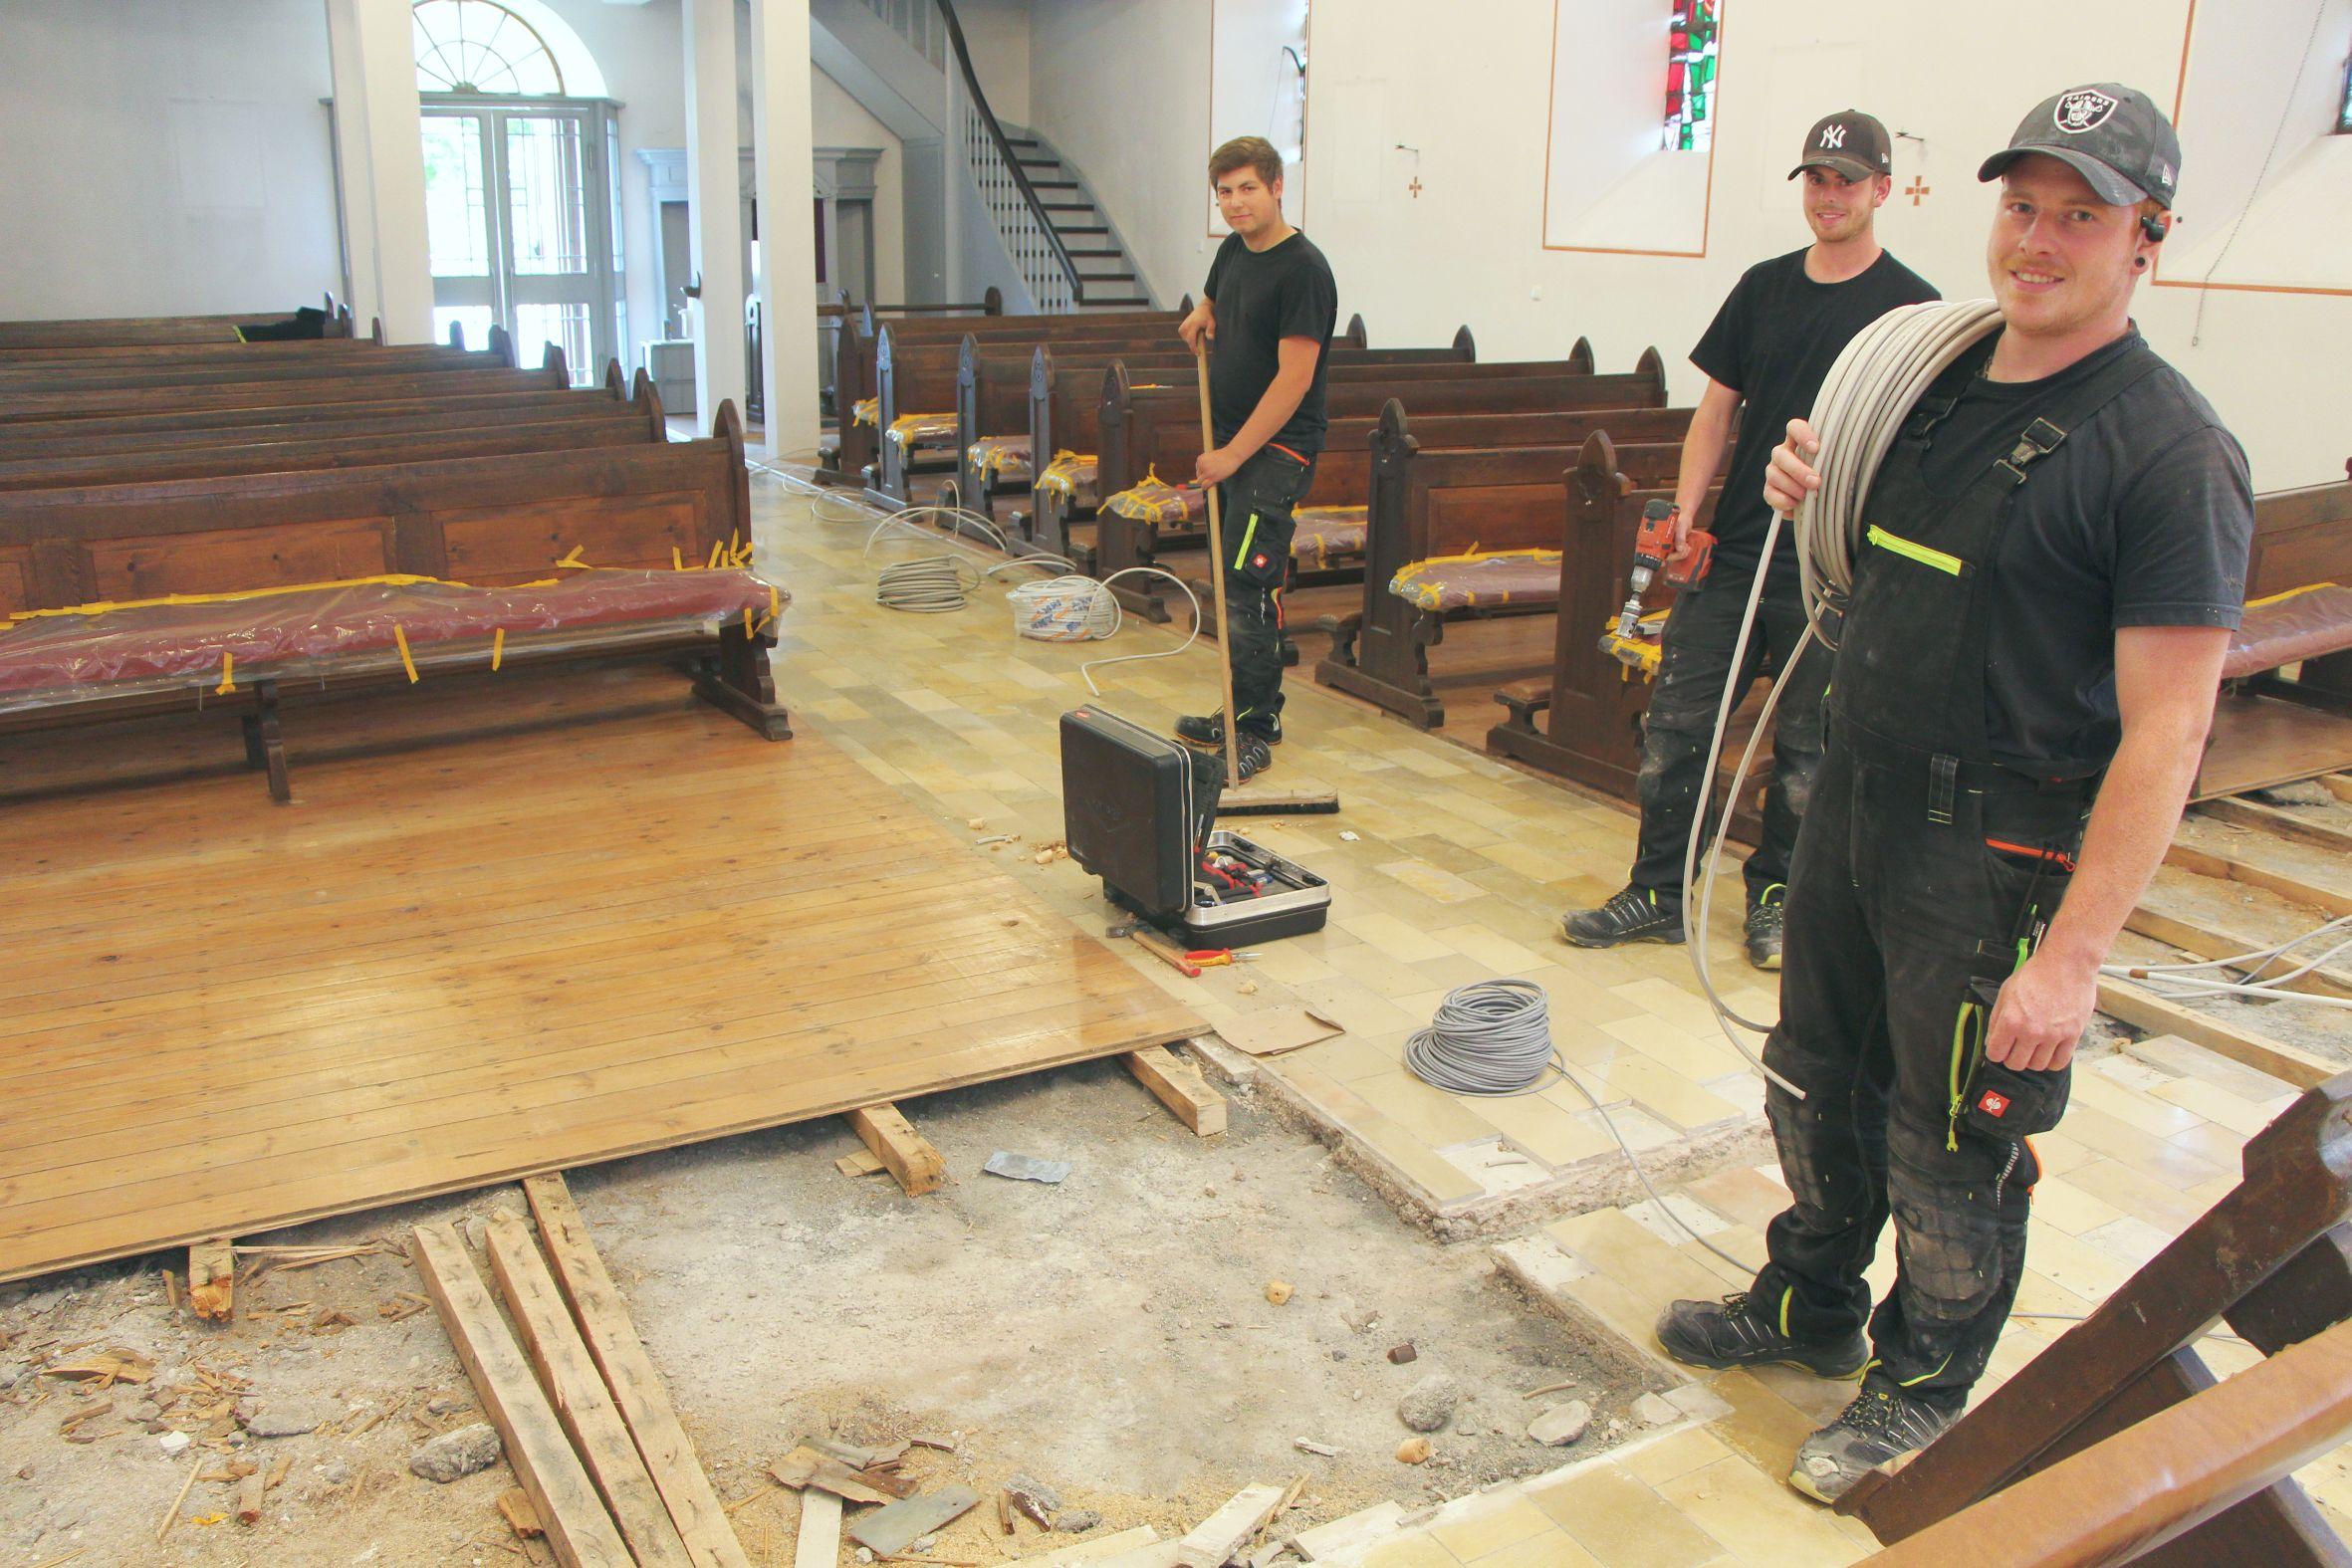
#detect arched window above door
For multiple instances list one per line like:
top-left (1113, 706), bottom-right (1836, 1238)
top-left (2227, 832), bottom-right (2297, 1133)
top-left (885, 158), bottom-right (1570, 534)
top-left (412, 0), bottom-right (607, 99)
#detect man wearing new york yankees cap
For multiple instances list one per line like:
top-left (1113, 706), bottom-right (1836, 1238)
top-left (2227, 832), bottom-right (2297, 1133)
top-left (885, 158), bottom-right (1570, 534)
top-left (1560, 111), bottom-right (1935, 969)
top-left (1653, 85), bottom-right (2253, 1502)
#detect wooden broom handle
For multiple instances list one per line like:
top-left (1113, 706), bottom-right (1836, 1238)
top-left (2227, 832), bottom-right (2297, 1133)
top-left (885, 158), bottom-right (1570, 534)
top-left (1194, 345), bottom-right (1243, 788)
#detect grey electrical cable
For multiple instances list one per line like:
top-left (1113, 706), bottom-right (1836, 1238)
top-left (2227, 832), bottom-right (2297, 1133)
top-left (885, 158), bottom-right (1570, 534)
top-left (1402, 980), bottom-right (1558, 1096)
top-left (1401, 980), bottom-right (1764, 1278)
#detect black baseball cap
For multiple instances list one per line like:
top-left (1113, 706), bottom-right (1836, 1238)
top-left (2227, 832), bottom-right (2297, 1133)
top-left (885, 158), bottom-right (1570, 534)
top-left (1787, 111), bottom-right (1892, 182)
top-left (1978, 83), bottom-right (2181, 208)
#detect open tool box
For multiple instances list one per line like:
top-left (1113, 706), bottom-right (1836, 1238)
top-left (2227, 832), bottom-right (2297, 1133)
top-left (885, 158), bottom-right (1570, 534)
top-left (1059, 706), bottom-right (1331, 945)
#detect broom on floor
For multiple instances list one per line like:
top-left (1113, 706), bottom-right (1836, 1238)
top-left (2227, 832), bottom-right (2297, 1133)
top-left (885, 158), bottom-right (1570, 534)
top-left (1193, 343), bottom-right (1339, 817)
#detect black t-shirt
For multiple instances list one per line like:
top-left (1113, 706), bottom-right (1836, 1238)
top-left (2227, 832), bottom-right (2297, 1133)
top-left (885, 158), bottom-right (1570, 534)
top-left (1898, 328), bottom-right (2253, 774)
top-left (1204, 229), bottom-right (1339, 455)
top-left (1692, 247), bottom-right (1940, 582)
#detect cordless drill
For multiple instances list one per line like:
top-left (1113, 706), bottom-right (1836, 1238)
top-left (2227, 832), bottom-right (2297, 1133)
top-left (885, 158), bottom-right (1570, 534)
top-left (1601, 499), bottom-right (1714, 666)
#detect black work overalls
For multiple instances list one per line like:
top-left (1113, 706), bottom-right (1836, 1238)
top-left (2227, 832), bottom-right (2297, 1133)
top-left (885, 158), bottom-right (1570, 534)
top-left (1745, 336), bottom-right (2163, 1407)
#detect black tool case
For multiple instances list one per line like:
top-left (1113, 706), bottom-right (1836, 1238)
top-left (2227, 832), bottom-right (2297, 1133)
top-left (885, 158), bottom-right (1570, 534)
top-left (1059, 706), bottom-right (1330, 945)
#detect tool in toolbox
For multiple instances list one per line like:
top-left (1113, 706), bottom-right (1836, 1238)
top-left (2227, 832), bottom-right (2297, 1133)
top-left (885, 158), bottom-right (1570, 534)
top-left (1599, 498), bottom-right (1714, 671)
top-left (1061, 705), bottom-right (1331, 949)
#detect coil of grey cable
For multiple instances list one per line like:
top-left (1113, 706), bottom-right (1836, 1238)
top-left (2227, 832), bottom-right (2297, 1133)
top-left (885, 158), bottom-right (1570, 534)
top-left (1403, 979), bottom-right (1560, 1097)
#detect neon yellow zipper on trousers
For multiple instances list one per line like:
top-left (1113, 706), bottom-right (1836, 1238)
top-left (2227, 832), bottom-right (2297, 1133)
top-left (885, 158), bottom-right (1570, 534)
top-left (1868, 525), bottom-right (1966, 576)
top-left (1234, 513), bottom-right (1261, 570)
top-left (1947, 1002), bottom-right (1983, 1152)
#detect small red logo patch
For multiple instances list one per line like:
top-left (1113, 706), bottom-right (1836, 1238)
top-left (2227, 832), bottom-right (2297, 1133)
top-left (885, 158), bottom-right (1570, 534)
top-left (1978, 1090), bottom-right (2010, 1118)
top-left (1252, 554), bottom-right (1270, 569)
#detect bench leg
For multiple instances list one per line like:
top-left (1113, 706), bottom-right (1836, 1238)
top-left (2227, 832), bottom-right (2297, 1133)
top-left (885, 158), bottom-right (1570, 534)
top-left (246, 680), bottom-right (291, 802)
top-left (694, 624), bottom-right (793, 741)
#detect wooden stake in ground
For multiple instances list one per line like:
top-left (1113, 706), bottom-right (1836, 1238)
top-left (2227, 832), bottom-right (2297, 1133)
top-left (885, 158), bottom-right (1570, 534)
top-left (845, 1103), bottom-right (945, 1196)
top-left (1194, 343), bottom-right (1244, 790)
top-left (188, 1239), bottom-right (234, 1321)
top-left (523, 1174), bottom-right (753, 1568)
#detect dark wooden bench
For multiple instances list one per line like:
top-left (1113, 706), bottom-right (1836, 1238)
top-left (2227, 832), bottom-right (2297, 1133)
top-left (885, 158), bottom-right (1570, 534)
top-left (0, 378), bottom-right (642, 458)
top-left (0, 354), bottom-right (573, 426)
top-left (1312, 414), bottom-right (1692, 729)
top-left (2198, 466), bottom-right (2352, 798)
top-left (0, 344), bottom-right (525, 396)
top-left (816, 286), bottom-right (1000, 418)
top-left (957, 322), bottom-right (1464, 517)
top-left (0, 304), bottom-right (356, 350)
top-left (822, 303), bottom-right (1186, 487)
top-left (869, 322), bottom-right (1206, 505)
top-left (1485, 431), bottom-right (1734, 788)
top-left (1039, 344), bottom-right (1627, 582)
top-left (0, 401), bottom-right (784, 797)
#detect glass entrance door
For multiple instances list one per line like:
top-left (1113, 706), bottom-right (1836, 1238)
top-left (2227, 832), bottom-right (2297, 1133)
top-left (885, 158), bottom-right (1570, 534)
top-left (421, 96), bottom-right (620, 383)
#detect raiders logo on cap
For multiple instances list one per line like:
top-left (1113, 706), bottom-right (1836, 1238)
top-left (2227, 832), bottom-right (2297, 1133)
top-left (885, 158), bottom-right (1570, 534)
top-left (2053, 88), bottom-right (2120, 134)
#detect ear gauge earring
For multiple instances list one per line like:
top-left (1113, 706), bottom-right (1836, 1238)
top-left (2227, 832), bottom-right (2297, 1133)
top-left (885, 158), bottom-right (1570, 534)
top-left (2135, 256), bottom-right (2149, 269)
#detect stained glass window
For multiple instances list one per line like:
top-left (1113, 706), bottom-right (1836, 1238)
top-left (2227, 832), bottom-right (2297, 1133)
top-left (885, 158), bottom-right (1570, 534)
top-left (2339, 53), bottom-right (2350, 133)
top-left (414, 0), bottom-right (566, 97)
top-left (1664, 0), bottom-right (1721, 152)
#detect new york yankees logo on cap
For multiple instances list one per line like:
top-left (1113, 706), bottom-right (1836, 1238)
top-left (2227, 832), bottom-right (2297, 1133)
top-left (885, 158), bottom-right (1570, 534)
top-left (1787, 110), bottom-right (1891, 181)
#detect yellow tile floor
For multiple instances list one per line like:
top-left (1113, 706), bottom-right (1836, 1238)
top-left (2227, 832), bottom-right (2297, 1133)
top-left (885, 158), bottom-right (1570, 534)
top-left (750, 478), bottom-right (2348, 1564)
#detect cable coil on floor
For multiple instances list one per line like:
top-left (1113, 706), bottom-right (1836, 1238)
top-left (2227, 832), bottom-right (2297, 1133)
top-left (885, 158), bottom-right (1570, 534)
top-left (1402, 980), bottom-right (1559, 1097)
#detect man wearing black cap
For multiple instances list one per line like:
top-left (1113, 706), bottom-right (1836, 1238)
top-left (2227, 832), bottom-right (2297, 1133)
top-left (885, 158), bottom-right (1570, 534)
top-left (1560, 111), bottom-right (1936, 969)
top-left (1656, 85), bottom-right (2253, 1503)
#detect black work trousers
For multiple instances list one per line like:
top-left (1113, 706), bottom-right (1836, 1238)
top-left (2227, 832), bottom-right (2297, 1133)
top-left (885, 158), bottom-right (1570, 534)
top-left (1748, 730), bottom-right (2086, 1409)
top-left (1628, 568), bottom-right (1828, 904)
top-left (1217, 445), bottom-right (1315, 735)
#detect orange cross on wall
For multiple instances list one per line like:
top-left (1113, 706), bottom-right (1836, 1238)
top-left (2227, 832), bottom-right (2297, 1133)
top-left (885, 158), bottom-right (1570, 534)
top-left (1408, 177), bottom-right (1423, 198)
top-left (1906, 177), bottom-right (1931, 206)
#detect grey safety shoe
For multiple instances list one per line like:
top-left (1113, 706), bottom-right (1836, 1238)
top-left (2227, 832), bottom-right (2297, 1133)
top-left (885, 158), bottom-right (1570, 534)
top-left (1561, 884), bottom-right (1685, 948)
top-left (1745, 884), bottom-right (1786, 971)
top-left (1789, 1386), bottom-right (1960, 1503)
top-left (1233, 732), bottom-right (1274, 784)
top-left (1656, 1292), bottom-right (1868, 1378)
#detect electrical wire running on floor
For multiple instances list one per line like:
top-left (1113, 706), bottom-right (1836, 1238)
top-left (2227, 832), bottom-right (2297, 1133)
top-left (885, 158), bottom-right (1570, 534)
top-left (747, 459), bottom-right (1206, 697)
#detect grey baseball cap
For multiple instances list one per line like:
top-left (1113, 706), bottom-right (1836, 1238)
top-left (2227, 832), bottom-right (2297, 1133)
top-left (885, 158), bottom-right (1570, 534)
top-left (1978, 83), bottom-right (2181, 207)
top-left (1788, 111), bottom-right (1892, 182)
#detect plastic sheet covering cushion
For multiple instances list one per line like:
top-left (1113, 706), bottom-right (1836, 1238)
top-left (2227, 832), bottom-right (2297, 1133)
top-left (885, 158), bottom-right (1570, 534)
top-left (1101, 466), bottom-right (1204, 526)
top-left (967, 435), bottom-right (1033, 483)
top-left (886, 411), bottom-right (957, 450)
top-left (2224, 582), bottom-right (2352, 679)
top-left (851, 396), bottom-right (880, 427)
top-left (1035, 450), bottom-right (1099, 508)
top-left (1388, 550), bottom-right (1563, 614)
top-left (0, 569), bottom-right (785, 715)
top-left (1292, 506), bottom-right (1369, 567)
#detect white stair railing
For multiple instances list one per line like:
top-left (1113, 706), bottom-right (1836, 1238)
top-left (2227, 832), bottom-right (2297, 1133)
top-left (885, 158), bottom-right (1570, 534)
top-left (961, 100), bottom-right (1076, 314)
top-left (858, 0), bottom-right (946, 70)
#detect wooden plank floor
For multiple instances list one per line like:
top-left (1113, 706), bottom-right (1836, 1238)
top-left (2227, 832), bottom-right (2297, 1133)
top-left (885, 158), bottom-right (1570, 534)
top-left (0, 666), bottom-right (1200, 1283)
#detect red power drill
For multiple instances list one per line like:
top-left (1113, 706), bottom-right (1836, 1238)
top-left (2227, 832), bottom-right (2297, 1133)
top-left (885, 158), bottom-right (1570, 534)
top-left (1602, 499), bottom-right (1715, 658)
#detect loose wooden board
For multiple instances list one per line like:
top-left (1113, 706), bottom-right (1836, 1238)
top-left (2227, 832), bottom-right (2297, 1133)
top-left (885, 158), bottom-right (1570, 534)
top-left (0, 674), bottom-right (1200, 1282)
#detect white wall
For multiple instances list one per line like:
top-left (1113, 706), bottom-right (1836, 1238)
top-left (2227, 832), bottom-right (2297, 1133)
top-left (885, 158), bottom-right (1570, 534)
top-left (1029, 0), bottom-right (2352, 491)
top-left (958, 0), bottom-right (1031, 124)
top-left (0, 0), bottom-right (343, 320)
top-left (1028, 0), bottom-right (1210, 308)
top-left (812, 63), bottom-right (906, 302)
top-left (1541, 0), bottom-right (1692, 250)
top-left (1207, 0), bottom-right (1309, 237)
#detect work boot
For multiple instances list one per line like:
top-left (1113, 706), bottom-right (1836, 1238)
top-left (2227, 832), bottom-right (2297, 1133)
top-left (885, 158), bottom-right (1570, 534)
top-left (1789, 1386), bottom-right (1960, 1504)
top-left (1176, 709), bottom-right (1282, 747)
top-left (1655, 1292), bottom-right (1868, 1378)
top-left (1232, 732), bottom-right (1274, 784)
top-left (1745, 884), bottom-right (1786, 971)
top-left (1560, 884), bottom-right (1684, 948)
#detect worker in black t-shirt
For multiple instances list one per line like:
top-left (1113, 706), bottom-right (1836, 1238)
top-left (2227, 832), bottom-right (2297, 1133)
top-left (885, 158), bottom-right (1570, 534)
top-left (1657, 85), bottom-right (2254, 1504)
top-left (1561, 112), bottom-right (1937, 969)
top-left (1171, 136), bottom-right (1339, 783)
